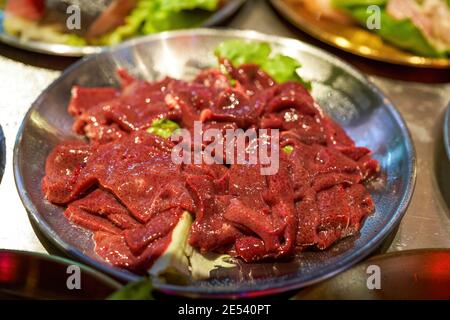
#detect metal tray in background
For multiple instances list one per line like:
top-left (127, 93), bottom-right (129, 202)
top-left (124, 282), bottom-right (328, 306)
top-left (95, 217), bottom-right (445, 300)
top-left (293, 249), bottom-right (450, 300)
top-left (0, 249), bottom-right (121, 299)
top-left (0, 0), bottom-right (246, 57)
top-left (14, 29), bottom-right (415, 298)
top-left (270, 0), bottom-right (450, 69)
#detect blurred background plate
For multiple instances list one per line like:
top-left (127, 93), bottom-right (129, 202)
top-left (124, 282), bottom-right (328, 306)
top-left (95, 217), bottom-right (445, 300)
top-left (0, 250), bottom-right (121, 299)
top-left (270, 0), bottom-right (450, 69)
top-left (14, 29), bottom-right (415, 298)
top-left (293, 249), bottom-right (450, 300)
top-left (0, 0), bottom-right (246, 57)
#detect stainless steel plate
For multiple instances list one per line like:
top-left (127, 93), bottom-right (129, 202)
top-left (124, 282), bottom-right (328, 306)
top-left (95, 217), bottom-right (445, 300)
top-left (0, 0), bottom-right (245, 57)
top-left (14, 29), bottom-right (416, 298)
top-left (0, 249), bottom-right (121, 299)
top-left (293, 249), bottom-right (450, 300)
top-left (444, 103), bottom-right (450, 161)
top-left (0, 124), bottom-right (4, 184)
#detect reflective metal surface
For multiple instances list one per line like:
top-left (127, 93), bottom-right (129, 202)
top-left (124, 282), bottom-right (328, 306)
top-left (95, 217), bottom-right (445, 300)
top-left (13, 29), bottom-right (415, 297)
top-left (270, 0), bottom-right (450, 69)
top-left (0, 0), bottom-right (245, 57)
top-left (445, 104), bottom-right (450, 161)
top-left (0, 249), bottom-right (121, 299)
top-left (0, 124), bottom-right (4, 184)
top-left (293, 249), bottom-right (450, 300)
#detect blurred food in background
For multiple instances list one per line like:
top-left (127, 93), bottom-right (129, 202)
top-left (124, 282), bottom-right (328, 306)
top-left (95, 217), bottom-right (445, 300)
top-left (1, 0), bottom-right (224, 46)
top-left (298, 0), bottom-right (450, 58)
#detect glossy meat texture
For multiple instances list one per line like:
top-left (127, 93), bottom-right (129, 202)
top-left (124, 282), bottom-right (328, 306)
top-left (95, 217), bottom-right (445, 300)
top-left (5, 0), bottom-right (45, 21)
top-left (42, 64), bottom-right (379, 272)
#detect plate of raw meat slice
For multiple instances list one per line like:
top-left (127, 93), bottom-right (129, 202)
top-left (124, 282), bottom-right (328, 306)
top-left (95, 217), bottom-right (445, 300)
top-left (14, 29), bottom-right (416, 297)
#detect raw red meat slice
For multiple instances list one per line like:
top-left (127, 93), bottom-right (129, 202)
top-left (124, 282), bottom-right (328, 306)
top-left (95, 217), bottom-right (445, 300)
top-left (225, 161), bottom-right (297, 261)
top-left (72, 77), bottom-right (180, 143)
top-left (194, 68), bottom-right (231, 91)
top-left (265, 82), bottom-right (317, 116)
top-left (295, 191), bottom-right (320, 248)
top-left (343, 184), bottom-right (375, 236)
top-left (42, 141), bottom-right (93, 204)
top-left (65, 206), bottom-right (121, 235)
top-left (86, 0), bottom-right (138, 38)
top-left (72, 132), bottom-right (191, 222)
top-left (94, 232), bottom-right (138, 269)
top-left (67, 189), bottom-right (140, 230)
top-left (5, 0), bottom-right (44, 21)
top-left (94, 231), bottom-right (172, 274)
top-left (124, 208), bottom-right (182, 255)
top-left (68, 86), bottom-right (119, 117)
top-left (316, 185), bottom-right (352, 249)
top-left (68, 189), bottom-right (129, 217)
top-left (200, 88), bottom-right (262, 128)
top-left (224, 61), bottom-right (275, 95)
top-left (289, 141), bottom-right (363, 185)
top-left (235, 236), bottom-right (268, 262)
top-left (187, 176), bottom-right (240, 252)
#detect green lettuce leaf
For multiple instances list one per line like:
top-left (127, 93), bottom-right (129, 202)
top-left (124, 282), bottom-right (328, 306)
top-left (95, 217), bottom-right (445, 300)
top-left (332, 0), bottom-right (447, 57)
top-left (141, 7), bottom-right (211, 34)
top-left (350, 8), bottom-right (443, 57)
top-left (261, 54), bottom-right (311, 89)
top-left (215, 40), bottom-right (311, 89)
top-left (282, 145), bottom-right (294, 154)
top-left (98, 0), bottom-right (220, 45)
top-left (107, 278), bottom-right (154, 300)
top-left (147, 118), bottom-right (180, 139)
top-left (97, 0), bottom-right (154, 45)
top-left (215, 40), bottom-right (272, 66)
top-left (159, 0), bottom-right (219, 12)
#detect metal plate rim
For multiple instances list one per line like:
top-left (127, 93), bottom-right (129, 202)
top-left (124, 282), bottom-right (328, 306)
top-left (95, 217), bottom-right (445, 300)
top-left (0, 124), bottom-right (4, 184)
top-left (0, 0), bottom-right (246, 57)
top-left (13, 28), bottom-right (417, 298)
top-left (0, 248), bottom-right (123, 290)
top-left (292, 248), bottom-right (450, 299)
top-left (444, 104), bottom-right (450, 161)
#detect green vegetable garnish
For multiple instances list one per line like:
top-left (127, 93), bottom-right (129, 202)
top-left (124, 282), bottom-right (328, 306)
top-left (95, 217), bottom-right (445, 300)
top-left (215, 40), bottom-right (312, 89)
top-left (107, 278), bottom-right (154, 300)
top-left (283, 145), bottom-right (294, 154)
top-left (97, 0), bottom-right (219, 45)
top-left (215, 40), bottom-right (272, 66)
top-left (159, 0), bottom-right (220, 12)
top-left (65, 34), bottom-right (87, 47)
top-left (147, 119), bottom-right (180, 139)
top-left (332, 0), bottom-right (448, 57)
top-left (351, 8), bottom-right (443, 57)
top-left (261, 54), bottom-right (311, 90)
